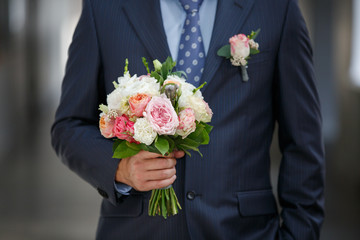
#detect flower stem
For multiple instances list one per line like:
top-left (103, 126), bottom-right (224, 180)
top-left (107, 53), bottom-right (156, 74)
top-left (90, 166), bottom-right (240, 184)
top-left (148, 187), bottom-right (182, 219)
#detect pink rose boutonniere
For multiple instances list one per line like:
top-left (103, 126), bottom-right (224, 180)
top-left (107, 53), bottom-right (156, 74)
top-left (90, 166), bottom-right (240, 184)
top-left (217, 29), bottom-right (260, 81)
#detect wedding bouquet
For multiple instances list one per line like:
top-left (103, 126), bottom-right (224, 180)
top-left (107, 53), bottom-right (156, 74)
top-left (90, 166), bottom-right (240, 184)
top-left (98, 57), bottom-right (213, 218)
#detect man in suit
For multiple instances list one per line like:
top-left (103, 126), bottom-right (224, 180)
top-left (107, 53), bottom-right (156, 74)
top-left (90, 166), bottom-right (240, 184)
top-left (51, 0), bottom-right (325, 239)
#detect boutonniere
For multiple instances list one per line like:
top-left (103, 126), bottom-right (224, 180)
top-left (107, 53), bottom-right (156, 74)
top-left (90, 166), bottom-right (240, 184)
top-left (217, 29), bottom-right (261, 82)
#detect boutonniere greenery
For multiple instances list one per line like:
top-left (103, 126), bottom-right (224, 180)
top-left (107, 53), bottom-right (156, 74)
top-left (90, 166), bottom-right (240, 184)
top-left (217, 29), bottom-right (261, 81)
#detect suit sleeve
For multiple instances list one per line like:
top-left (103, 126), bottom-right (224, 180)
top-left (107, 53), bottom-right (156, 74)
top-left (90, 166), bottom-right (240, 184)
top-left (51, 0), bottom-right (121, 206)
top-left (275, 0), bottom-right (325, 239)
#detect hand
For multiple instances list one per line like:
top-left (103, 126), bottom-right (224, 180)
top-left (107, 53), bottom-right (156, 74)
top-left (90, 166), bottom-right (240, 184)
top-left (115, 150), bottom-right (185, 192)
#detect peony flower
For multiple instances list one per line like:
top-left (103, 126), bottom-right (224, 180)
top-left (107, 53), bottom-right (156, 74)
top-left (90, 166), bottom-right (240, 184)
top-left (176, 108), bottom-right (196, 138)
top-left (99, 113), bottom-right (115, 138)
top-left (144, 95), bottom-right (179, 135)
top-left (129, 93), bottom-right (151, 117)
top-left (113, 114), bottom-right (137, 143)
top-left (133, 118), bottom-right (157, 145)
top-left (123, 75), bottom-right (160, 98)
top-left (229, 34), bottom-right (250, 66)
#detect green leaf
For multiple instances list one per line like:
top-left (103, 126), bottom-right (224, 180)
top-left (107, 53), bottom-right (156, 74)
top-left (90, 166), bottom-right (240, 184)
top-left (126, 141), bottom-right (142, 151)
top-left (249, 28), bottom-right (261, 40)
top-left (250, 48), bottom-right (260, 55)
top-left (179, 144), bottom-right (203, 157)
top-left (187, 124), bottom-right (205, 141)
top-left (139, 143), bottom-right (160, 154)
top-left (150, 71), bottom-right (164, 85)
top-left (200, 122), bottom-right (213, 135)
top-left (155, 136), bottom-right (170, 156)
top-left (161, 57), bottom-right (175, 81)
top-left (172, 71), bottom-right (187, 79)
top-left (113, 141), bottom-right (141, 159)
top-left (112, 139), bottom-right (122, 152)
top-left (217, 45), bottom-right (231, 58)
top-left (179, 137), bottom-right (201, 148)
top-left (164, 136), bottom-right (175, 153)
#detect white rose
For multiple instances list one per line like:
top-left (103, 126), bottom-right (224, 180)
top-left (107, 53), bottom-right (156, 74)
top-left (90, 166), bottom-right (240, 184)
top-left (133, 118), bottom-right (157, 145)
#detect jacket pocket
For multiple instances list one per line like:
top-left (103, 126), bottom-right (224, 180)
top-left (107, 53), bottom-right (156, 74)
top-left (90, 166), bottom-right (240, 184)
top-left (101, 194), bottom-right (143, 217)
top-left (247, 50), bottom-right (273, 65)
top-left (237, 189), bottom-right (278, 217)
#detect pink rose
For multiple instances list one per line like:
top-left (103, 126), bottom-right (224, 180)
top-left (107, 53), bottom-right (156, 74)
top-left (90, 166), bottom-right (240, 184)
top-left (99, 114), bottom-right (115, 138)
top-left (229, 34), bottom-right (250, 60)
top-left (144, 95), bottom-right (179, 135)
top-left (176, 108), bottom-right (196, 138)
top-left (113, 114), bottom-right (137, 143)
top-left (129, 93), bottom-right (151, 117)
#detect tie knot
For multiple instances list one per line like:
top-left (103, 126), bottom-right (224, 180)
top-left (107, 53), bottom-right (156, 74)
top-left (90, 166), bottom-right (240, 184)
top-left (179, 0), bottom-right (203, 14)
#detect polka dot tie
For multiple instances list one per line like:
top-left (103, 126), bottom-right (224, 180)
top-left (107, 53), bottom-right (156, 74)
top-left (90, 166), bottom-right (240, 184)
top-left (177, 0), bottom-right (205, 87)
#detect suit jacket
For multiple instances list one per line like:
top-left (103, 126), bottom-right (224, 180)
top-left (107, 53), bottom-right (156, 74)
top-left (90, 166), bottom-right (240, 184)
top-left (51, 0), bottom-right (325, 239)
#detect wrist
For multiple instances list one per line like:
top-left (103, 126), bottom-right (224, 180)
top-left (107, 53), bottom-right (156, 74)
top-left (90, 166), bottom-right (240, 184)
top-left (115, 158), bottom-right (131, 186)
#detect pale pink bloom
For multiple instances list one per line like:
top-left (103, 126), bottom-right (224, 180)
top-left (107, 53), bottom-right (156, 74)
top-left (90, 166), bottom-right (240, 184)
top-left (113, 114), bottom-right (138, 143)
top-left (129, 93), bottom-right (151, 117)
top-left (138, 74), bottom-right (151, 80)
top-left (99, 114), bottom-right (115, 138)
top-left (176, 108), bottom-right (196, 138)
top-left (144, 95), bottom-right (179, 135)
top-left (204, 101), bottom-right (213, 121)
top-left (229, 34), bottom-right (250, 60)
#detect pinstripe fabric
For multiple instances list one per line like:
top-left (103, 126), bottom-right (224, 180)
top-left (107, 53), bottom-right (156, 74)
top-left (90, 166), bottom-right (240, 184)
top-left (51, 0), bottom-right (325, 239)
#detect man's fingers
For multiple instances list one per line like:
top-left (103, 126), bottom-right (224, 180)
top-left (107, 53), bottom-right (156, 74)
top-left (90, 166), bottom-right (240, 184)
top-left (144, 175), bottom-right (177, 191)
top-left (144, 168), bottom-right (176, 181)
top-left (136, 150), bottom-right (163, 159)
top-left (173, 150), bottom-right (185, 159)
top-left (145, 157), bottom-right (177, 170)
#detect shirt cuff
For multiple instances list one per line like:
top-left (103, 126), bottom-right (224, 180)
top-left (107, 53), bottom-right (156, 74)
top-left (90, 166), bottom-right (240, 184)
top-left (114, 181), bottom-right (132, 196)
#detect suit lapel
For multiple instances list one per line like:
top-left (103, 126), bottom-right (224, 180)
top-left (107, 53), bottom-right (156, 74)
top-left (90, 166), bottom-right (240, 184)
top-left (122, 0), bottom-right (171, 62)
top-left (201, 0), bottom-right (255, 92)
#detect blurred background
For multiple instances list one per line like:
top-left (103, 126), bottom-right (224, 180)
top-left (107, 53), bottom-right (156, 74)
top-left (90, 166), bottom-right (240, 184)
top-left (0, 0), bottom-right (359, 239)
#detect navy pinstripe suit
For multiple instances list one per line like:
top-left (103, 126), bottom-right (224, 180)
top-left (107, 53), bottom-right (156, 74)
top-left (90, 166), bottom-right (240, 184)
top-left (51, 0), bottom-right (325, 239)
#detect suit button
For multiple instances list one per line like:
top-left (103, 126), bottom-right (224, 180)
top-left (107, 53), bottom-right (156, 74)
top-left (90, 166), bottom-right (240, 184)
top-left (186, 191), bottom-right (196, 200)
top-left (97, 188), bottom-right (109, 199)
